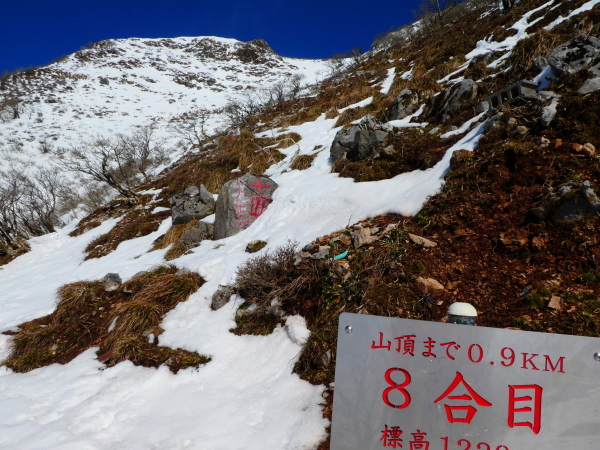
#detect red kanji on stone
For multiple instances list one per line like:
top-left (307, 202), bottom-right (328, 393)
top-left (508, 384), bottom-right (543, 434)
top-left (440, 341), bottom-right (461, 360)
top-left (372, 332), bottom-right (392, 350)
top-left (434, 372), bottom-right (492, 424)
top-left (422, 337), bottom-right (437, 358)
top-left (250, 195), bottom-right (271, 217)
top-left (380, 425), bottom-right (403, 448)
top-left (395, 335), bottom-right (416, 356)
top-left (409, 430), bottom-right (429, 450)
top-left (249, 179), bottom-right (271, 194)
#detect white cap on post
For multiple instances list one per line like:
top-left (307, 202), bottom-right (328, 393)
top-left (447, 302), bottom-right (477, 326)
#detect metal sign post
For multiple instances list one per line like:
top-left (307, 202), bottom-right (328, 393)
top-left (331, 313), bottom-right (600, 450)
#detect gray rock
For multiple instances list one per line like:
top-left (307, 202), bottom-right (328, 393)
top-left (102, 273), bottom-right (122, 291)
top-left (359, 114), bottom-right (380, 130)
top-left (548, 35), bottom-right (600, 76)
top-left (476, 101), bottom-right (490, 114)
top-left (214, 174), bottom-right (278, 240)
top-left (533, 56), bottom-right (549, 72)
top-left (553, 182), bottom-right (600, 227)
top-left (540, 98), bottom-right (559, 127)
top-left (169, 185), bottom-right (215, 225)
top-left (211, 285), bottom-right (237, 311)
top-left (310, 249), bottom-right (330, 260)
top-left (578, 77), bottom-right (600, 95)
top-left (330, 121), bottom-right (388, 162)
top-left (528, 181), bottom-right (600, 227)
top-left (483, 112), bottom-right (517, 134)
top-left (179, 221), bottom-right (214, 249)
top-left (426, 79), bottom-right (477, 123)
top-left (384, 89), bottom-right (420, 122)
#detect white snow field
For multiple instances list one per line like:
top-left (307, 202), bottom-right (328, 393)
top-left (1, 0), bottom-right (599, 446)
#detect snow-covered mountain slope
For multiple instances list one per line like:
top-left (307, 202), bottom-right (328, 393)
top-left (0, 36), bottom-right (327, 171)
top-left (1, 0), bottom-right (600, 448)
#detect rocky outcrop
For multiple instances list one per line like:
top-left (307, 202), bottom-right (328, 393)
top-left (169, 185), bottom-right (215, 225)
top-left (528, 181), bottom-right (600, 228)
top-left (384, 89), bottom-right (420, 121)
top-left (425, 79), bottom-right (477, 123)
top-left (330, 115), bottom-right (389, 162)
top-left (548, 35), bottom-right (600, 76)
top-left (214, 174), bottom-right (278, 240)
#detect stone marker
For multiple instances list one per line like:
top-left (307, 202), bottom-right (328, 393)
top-left (213, 174), bottom-right (278, 240)
top-left (169, 185), bottom-right (215, 225)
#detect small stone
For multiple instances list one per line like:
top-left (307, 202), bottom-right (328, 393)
top-left (446, 125), bottom-right (459, 133)
top-left (302, 243), bottom-right (318, 252)
top-left (211, 285), bottom-right (237, 311)
top-left (513, 126), bottom-right (529, 135)
top-left (246, 240), bottom-right (267, 253)
top-left (352, 227), bottom-right (378, 248)
top-left (416, 277), bottom-right (445, 298)
top-left (428, 127), bottom-right (441, 135)
top-left (582, 143), bottom-right (596, 157)
top-left (102, 273), bottom-right (122, 291)
top-left (571, 143), bottom-right (583, 152)
top-left (408, 233), bottom-right (437, 248)
top-left (339, 235), bottom-right (352, 246)
top-left (540, 137), bottom-right (550, 147)
top-left (310, 249), bottom-right (330, 260)
top-left (476, 101), bottom-right (490, 114)
top-left (548, 295), bottom-right (563, 311)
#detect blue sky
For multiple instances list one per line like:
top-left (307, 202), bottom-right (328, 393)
top-left (1, 0), bottom-right (418, 73)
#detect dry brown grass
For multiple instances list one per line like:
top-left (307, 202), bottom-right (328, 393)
top-left (276, 132), bottom-right (302, 149)
top-left (507, 29), bottom-right (564, 79)
top-left (164, 242), bottom-right (189, 261)
top-left (290, 154), bottom-right (317, 171)
top-left (151, 220), bottom-right (199, 252)
top-left (2, 265), bottom-right (206, 373)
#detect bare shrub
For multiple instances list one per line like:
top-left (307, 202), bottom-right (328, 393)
top-left (169, 108), bottom-right (212, 150)
top-left (235, 241), bottom-right (298, 308)
top-left (223, 74), bottom-right (306, 128)
top-left (59, 124), bottom-right (166, 198)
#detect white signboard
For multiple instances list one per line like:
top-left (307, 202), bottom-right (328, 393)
top-left (331, 313), bottom-right (600, 449)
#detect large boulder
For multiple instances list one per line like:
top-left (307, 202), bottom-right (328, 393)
top-left (548, 35), bottom-right (600, 76)
top-left (330, 115), bottom-right (388, 162)
top-left (384, 89), bottom-right (420, 122)
top-left (214, 174), bottom-right (278, 240)
top-left (169, 185), bottom-right (215, 225)
top-left (425, 79), bottom-right (477, 123)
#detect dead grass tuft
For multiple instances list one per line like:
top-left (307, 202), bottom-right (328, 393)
top-left (2, 266), bottom-right (206, 373)
top-left (290, 154), bottom-right (317, 171)
top-left (164, 242), bottom-right (189, 261)
top-left (276, 132), bottom-right (302, 149)
top-left (507, 29), bottom-right (564, 80)
top-left (151, 220), bottom-right (198, 252)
